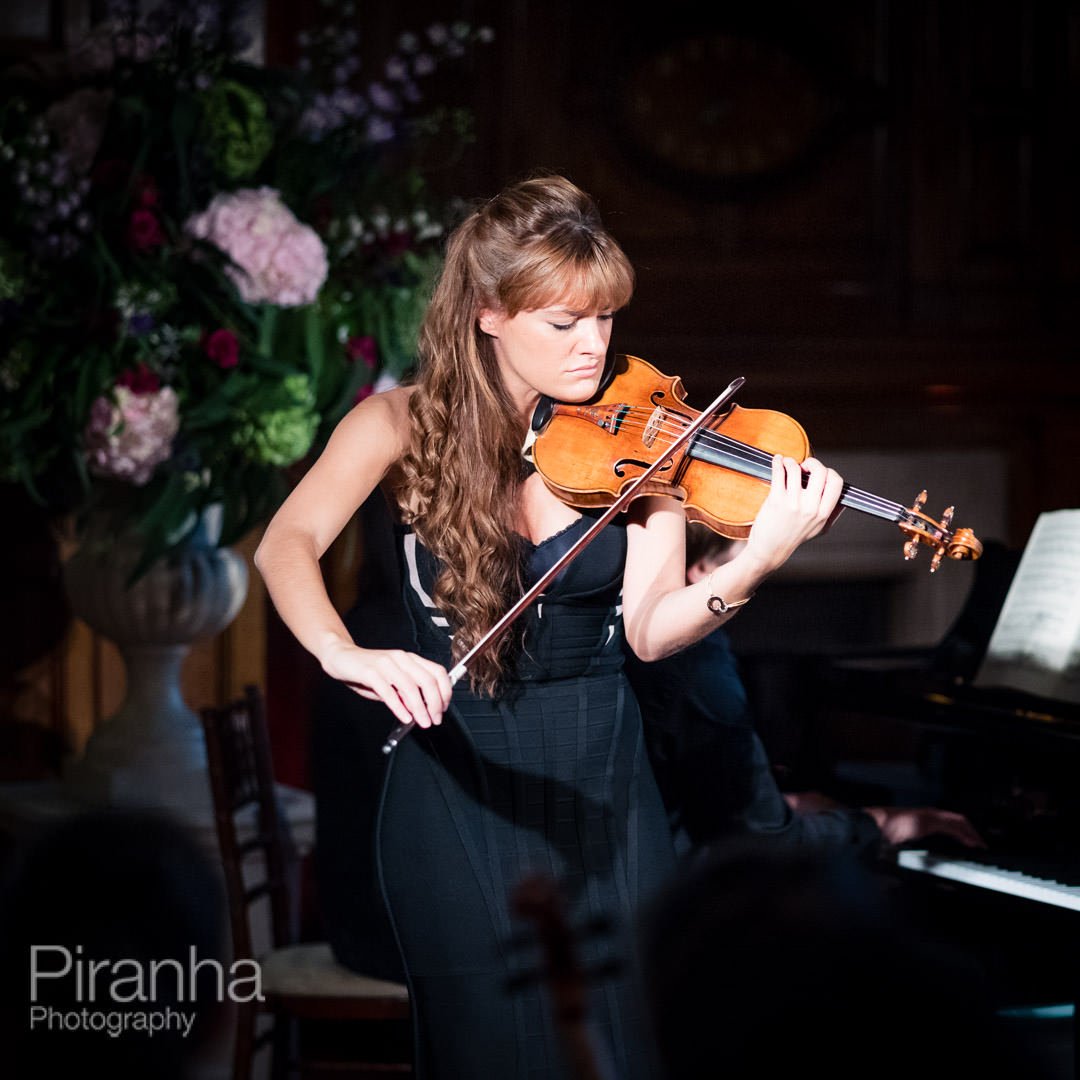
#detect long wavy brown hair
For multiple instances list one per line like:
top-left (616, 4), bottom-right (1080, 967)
top-left (398, 174), bottom-right (634, 695)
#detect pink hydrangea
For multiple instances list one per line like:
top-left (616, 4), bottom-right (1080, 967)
top-left (185, 187), bottom-right (328, 307)
top-left (84, 385), bottom-right (180, 486)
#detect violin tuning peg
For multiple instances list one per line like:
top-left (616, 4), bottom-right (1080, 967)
top-left (903, 538), bottom-right (920, 561)
top-left (912, 490), bottom-right (927, 513)
top-left (930, 548), bottom-right (944, 573)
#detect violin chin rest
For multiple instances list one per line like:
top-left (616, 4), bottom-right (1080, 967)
top-left (531, 396), bottom-right (555, 433)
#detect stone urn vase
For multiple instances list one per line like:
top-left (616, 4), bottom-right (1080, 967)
top-left (61, 507), bottom-right (248, 818)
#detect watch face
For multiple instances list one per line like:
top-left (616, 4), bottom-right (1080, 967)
top-left (616, 33), bottom-right (835, 194)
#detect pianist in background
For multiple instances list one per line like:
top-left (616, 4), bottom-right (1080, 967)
top-left (624, 524), bottom-right (985, 857)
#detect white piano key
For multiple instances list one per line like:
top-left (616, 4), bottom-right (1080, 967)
top-left (896, 851), bottom-right (1080, 912)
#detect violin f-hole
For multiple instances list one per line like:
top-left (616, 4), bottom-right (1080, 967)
top-left (614, 456), bottom-right (674, 478)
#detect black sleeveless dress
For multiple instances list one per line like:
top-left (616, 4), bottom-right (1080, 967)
top-left (376, 512), bottom-right (676, 1079)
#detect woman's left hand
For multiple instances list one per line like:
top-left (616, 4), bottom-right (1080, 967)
top-left (742, 455), bottom-right (844, 573)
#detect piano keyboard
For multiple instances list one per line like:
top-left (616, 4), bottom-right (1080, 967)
top-left (897, 850), bottom-right (1080, 912)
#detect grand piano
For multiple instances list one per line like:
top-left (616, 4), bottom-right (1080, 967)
top-left (816, 537), bottom-right (1080, 1068)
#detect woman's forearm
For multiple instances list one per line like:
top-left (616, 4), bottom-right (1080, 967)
top-left (252, 392), bottom-right (412, 669)
top-left (623, 456), bottom-right (843, 661)
top-left (625, 545), bottom-right (774, 661)
top-left (254, 527), bottom-right (354, 667)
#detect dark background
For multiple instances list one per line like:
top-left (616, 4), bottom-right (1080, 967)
top-left (260, 0), bottom-right (1078, 501)
top-left (3, 0), bottom-right (1079, 787)
top-left (265, 0), bottom-right (1080, 787)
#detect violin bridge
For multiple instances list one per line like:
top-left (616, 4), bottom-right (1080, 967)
top-left (641, 405), bottom-right (665, 448)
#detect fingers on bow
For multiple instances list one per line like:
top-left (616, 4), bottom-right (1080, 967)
top-left (350, 651), bottom-right (452, 728)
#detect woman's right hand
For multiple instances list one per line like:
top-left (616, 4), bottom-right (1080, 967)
top-left (320, 640), bottom-right (453, 729)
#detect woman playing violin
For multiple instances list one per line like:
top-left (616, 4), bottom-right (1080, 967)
top-left (254, 173), bottom-right (844, 1080)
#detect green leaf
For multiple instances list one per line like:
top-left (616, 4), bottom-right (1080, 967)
top-left (303, 304), bottom-right (325, 384)
top-left (170, 95), bottom-right (200, 217)
top-left (257, 305), bottom-right (279, 358)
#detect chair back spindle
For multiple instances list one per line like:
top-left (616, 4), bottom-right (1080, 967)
top-left (200, 685), bottom-right (411, 1079)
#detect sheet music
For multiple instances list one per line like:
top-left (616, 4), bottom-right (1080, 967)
top-left (974, 509), bottom-right (1080, 705)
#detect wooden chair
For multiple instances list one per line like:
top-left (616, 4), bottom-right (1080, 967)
top-left (200, 685), bottom-right (410, 1079)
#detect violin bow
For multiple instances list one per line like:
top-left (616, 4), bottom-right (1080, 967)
top-left (381, 376), bottom-right (747, 753)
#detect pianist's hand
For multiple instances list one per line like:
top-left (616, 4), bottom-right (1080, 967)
top-left (783, 791), bottom-right (844, 814)
top-left (863, 806), bottom-right (987, 849)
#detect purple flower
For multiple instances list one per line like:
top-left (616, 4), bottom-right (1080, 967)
top-left (128, 312), bottom-right (156, 336)
top-left (413, 53), bottom-right (436, 77)
top-left (365, 116), bottom-right (395, 144)
top-left (332, 88), bottom-right (366, 116)
top-left (367, 82), bottom-right (400, 113)
top-left (385, 56), bottom-right (408, 82)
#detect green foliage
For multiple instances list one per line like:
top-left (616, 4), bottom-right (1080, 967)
top-left (0, 3), bottom-right (490, 574)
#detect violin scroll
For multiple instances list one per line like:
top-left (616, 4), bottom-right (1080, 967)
top-left (899, 490), bottom-right (984, 572)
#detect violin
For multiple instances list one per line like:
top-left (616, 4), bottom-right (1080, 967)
top-left (382, 353), bottom-right (982, 753)
top-left (530, 353), bottom-right (982, 571)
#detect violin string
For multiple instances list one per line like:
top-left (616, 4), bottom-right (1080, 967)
top-left (587, 405), bottom-right (906, 517)
top-left (606, 407), bottom-right (902, 510)
top-left (602, 415), bottom-right (910, 520)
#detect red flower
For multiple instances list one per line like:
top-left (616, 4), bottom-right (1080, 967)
top-left (353, 383), bottom-right (375, 404)
top-left (135, 174), bottom-right (159, 208)
top-left (345, 335), bottom-right (378, 369)
top-left (116, 362), bottom-right (161, 395)
top-left (204, 328), bottom-right (240, 369)
top-left (128, 209), bottom-right (164, 252)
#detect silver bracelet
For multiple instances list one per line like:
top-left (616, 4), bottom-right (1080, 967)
top-left (706, 569), bottom-right (753, 615)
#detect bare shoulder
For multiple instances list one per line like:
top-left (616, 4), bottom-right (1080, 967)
top-left (370, 384), bottom-right (416, 424)
top-left (332, 385), bottom-right (416, 463)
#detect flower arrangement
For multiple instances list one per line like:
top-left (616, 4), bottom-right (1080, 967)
top-left (0, 0), bottom-right (490, 577)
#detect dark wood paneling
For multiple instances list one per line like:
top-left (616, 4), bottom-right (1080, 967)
top-left (6, 0), bottom-right (1077, 775)
top-left (256, 0), bottom-right (1080, 768)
